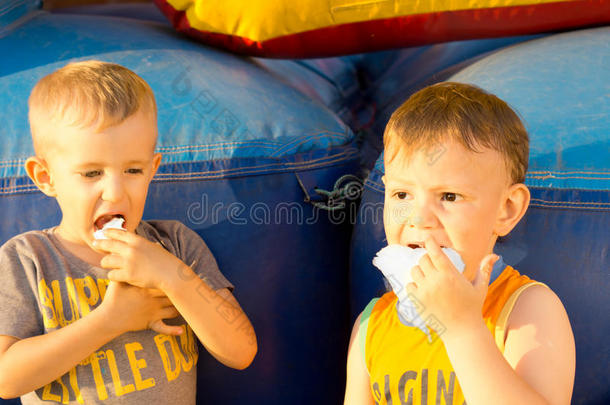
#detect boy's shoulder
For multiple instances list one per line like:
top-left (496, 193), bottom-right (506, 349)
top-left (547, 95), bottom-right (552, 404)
top-left (137, 219), bottom-right (186, 233)
top-left (486, 265), bottom-right (540, 298)
top-left (2, 227), bottom-right (53, 243)
top-left (0, 228), bottom-right (55, 258)
top-left (0, 229), bottom-right (61, 290)
top-left (136, 219), bottom-right (210, 257)
top-left (506, 281), bottom-right (568, 338)
top-left (495, 265), bottom-right (565, 328)
top-left (137, 219), bottom-right (198, 244)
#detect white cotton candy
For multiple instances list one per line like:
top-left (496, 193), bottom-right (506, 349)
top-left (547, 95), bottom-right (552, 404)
top-left (372, 244), bottom-right (465, 340)
top-left (93, 217), bottom-right (125, 240)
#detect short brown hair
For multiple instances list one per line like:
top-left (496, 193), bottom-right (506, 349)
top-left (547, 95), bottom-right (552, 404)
top-left (383, 82), bottom-right (528, 184)
top-left (28, 60), bottom-right (156, 154)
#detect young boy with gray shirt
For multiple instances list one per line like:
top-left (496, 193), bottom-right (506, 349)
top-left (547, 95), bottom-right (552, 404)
top-left (0, 61), bottom-right (257, 404)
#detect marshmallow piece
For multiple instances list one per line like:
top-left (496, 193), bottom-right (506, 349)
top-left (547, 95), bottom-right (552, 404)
top-left (93, 217), bottom-right (125, 240)
top-left (372, 244), bottom-right (465, 339)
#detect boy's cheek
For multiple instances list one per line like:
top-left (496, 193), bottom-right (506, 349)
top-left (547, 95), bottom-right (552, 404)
top-left (382, 215), bottom-right (398, 244)
top-left (382, 223), bottom-right (402, 245)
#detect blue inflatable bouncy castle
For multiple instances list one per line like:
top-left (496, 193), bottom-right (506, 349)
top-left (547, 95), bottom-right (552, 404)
top-left (1, 1), bottom-right (609, 404)
top-left (350, 27), bottom-right (610, 405)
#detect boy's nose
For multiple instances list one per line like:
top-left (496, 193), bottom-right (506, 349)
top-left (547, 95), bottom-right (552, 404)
top-left (101, 175), bottom-right (125, 202)
top-left (408, 200), bottom-right (439, 229)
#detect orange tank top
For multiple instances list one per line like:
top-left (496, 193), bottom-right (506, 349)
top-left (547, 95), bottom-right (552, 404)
top-left (361, 265), bottom-right (546, 405)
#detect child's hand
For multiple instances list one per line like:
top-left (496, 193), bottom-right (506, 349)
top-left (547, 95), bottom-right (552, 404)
top-left (407, 235), bottom-right (498, 337)
top-left (100, 281), bottom-right (183, 336)
top-left (93, 229), bottom-right (185, 291)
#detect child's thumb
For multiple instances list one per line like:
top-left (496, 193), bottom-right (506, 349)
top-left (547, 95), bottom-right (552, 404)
top-left (473, 254), bottom-right (499, 291)
top-left (149, 320), bottom-right (183, 336)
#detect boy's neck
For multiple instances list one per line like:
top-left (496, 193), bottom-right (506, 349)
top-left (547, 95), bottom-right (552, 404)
top-left (52, 228), bottom-right (105, 267)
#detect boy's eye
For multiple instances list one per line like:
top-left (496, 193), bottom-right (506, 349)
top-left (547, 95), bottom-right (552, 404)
top-left (82, 170), bottom-right (102, 178)
top-left (126, 168), bottom-right (144, 174)
top-left (394, 191), bottom-right (409, 200)
top-left (441, 192), bottom-right (462, 202)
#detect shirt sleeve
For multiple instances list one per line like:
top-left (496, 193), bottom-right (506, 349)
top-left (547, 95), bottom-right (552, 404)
top-left (141, 220), bottom-right (234, 292)
top-left (0, 236), bottom-right (45, 339)
top-left (177, 223), bottom-right (234, 292)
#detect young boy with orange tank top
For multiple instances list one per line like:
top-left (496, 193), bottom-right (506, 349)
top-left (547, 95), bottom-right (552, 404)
top-left (344, 82), bottom-right (575, 405)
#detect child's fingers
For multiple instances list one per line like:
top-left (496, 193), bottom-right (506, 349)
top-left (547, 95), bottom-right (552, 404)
top-left (92, 238), bottom-right (128, 255)
top-left (149, 320), bottom-right (183, 336)
top-left (107, 269), bottom-right (128, 283)
top-left (473, 254), bottom-right (499, 291)
top-left (159, 306), bottom-right (179, 320)
top-left (423, 235), bottom-right (455, 273)
top-left (156, 297), bottom-right (173, 307)
top-left (417, 253), bottom-right (437, 276)
top-left (410, 265), bottom-right (425, 284)
top-left (99, 253), bottom-right (123, 269)
top-left (147, 288), bottom-right (167, 297)
top-left (102, 228), bottom-right (138, 244)
top-left (405, 281), bottom-right (418, 295)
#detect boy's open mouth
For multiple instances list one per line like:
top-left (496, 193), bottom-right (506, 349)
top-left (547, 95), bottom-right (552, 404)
top-left (94, 214), bottom-right (125, 231)
top-left (407, 242), bottom-right (447, 249)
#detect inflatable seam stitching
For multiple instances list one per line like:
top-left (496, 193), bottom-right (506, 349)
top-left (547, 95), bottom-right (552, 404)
top-left (528, 170), bottom-right (610, 175)
top-left (270, 132), bottom-right (352, 157)
top-left (154, 154), bottom-right (358, 180)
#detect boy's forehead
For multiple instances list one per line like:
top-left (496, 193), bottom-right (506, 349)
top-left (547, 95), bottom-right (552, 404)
top-left (40, 114), bottom-right (157, 160)
top-left (383, 139), bottom-right (454, 170)
top-left (383, 134), bottom-right (448, 166)
top-left (384, 139), bottom-right (511, 187)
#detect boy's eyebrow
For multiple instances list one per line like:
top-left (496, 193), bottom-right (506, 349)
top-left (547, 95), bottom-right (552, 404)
top-left (385, 178), bottom-right (475, 192)
top-left (73, 162), bottom-right (103, 169)
top-left (124, 159), bottom-right (149, 165)
top-left (73, 159), bottom-right (150, 168)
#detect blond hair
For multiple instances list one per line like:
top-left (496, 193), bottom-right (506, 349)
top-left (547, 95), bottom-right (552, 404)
top-left (28, 60), bottom-right (156, 154)
top-left (384, 82), bottom-right (529, 184)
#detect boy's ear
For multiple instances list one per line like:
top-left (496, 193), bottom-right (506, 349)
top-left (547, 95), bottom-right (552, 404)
top-left (150, 153), bottom-right (162, 179)
top-left (25, 156), bottom-right (56, 197)
top-left (494, 183), bottom-right (530, 237)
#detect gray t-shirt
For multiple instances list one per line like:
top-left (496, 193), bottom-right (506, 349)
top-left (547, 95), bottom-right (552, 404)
top-left (0, 220), bottom-right (233, 404)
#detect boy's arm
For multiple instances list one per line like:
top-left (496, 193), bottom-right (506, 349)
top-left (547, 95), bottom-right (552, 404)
top-left (443, 285), bottom-right (575, 405)
top-left (344, 313), bottom-right (375, 405)
top-left (161, 268), bottom-right (257, 370)
top-left (0, 282), bottom-right (180, 398)
top-left (0, 308), bottom-right (119, 399)
top-left (95, 229), bottom-right (257, 370)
